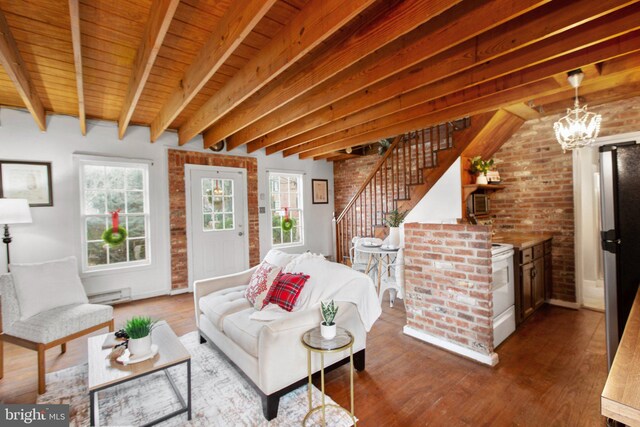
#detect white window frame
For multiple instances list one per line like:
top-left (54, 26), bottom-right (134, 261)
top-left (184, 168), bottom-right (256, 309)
top-left (78, 158), bottom-right (151, 273)
top-left (268, 171), bottom-right (304, 249)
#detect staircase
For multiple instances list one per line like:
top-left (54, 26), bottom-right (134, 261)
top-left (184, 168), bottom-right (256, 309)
top-left (334, 118), bottom-right (470, 263)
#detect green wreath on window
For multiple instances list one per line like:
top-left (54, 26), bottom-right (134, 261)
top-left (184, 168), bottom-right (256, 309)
top-left (281, 207), bottom-right (294, 232)
top-left (281, 217), bottom-right (294, 232)
top-left (102, 227), bottom-right (128, 247)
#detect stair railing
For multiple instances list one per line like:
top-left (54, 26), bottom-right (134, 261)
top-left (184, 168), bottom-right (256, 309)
top-left (335, 121), bottom-right (465, 263)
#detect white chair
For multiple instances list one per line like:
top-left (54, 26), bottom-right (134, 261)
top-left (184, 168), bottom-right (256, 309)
top-left (349, 236), bottom-right (369, 273)
top-left (0, 257), bottom-right (114, 394)
top-left (379, 248), bottom-right (404, 307)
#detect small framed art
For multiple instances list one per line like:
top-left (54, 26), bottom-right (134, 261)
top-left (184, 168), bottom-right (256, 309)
top-left (312, 179), bottom-right (329, 204)
top-left (0, 160), bottom-right (53, 206)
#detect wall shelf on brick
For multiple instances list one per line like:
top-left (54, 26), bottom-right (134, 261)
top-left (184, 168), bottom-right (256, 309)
top-left (462, 184), bottom-right (506, 201)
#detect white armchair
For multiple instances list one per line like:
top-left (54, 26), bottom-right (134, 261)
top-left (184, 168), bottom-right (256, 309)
top-left (379, 248), bottom-right (404, 307)
top-left (0, 257), bottom-right (113, 394)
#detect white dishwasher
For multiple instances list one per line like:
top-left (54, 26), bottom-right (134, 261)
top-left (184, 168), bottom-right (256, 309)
top-left (491, 243), bottom-right (515, 348)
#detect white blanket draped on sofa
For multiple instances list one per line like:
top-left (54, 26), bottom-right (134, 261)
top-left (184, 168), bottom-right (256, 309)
top-left (250, 253), bottom-right (381, 331)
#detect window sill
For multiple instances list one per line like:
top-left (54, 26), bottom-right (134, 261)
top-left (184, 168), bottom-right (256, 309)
top-left (271, 243), bottom-right (305, 250)
top-left (81, 261), bottom-right (153, 278)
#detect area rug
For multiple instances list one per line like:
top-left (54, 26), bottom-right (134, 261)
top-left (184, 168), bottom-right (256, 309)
top-left (37, 332), bottom-right (354, 426)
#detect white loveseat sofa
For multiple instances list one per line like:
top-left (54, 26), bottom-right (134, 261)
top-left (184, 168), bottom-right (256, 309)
top-left (194, 251), bottom-right (380, 420)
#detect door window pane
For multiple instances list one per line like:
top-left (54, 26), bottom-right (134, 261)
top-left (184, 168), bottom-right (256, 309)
top-left (202, 178), bottom-right (234, 231)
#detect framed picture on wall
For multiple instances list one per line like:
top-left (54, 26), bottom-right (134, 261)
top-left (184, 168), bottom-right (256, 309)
top-left (312, 179), bottom-right (329, 204)
top-left (0, 160), bottom-right (53, 206)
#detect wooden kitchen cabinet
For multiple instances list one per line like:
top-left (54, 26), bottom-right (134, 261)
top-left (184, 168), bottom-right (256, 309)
top-left (510, 237), bottom-right (553, 325)
top-left (533, 257), bottom-right (545, 309)
top-left (521, 262), bottom-right (535, 319)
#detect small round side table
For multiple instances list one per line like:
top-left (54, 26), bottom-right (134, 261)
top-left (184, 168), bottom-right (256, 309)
top-left (301, 326), bottom-right (356, 426)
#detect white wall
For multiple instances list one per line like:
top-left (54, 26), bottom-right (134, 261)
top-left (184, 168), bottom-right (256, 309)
top-left (0, 108), bottom-right (333, 298)
top-left (400, 158), bottom-right (462, 244)
top-left (404, 158), bottom-right (462, 223)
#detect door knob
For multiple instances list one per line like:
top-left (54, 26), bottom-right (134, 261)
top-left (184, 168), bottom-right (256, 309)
top-left (238, 232), bottom-right (244, 236)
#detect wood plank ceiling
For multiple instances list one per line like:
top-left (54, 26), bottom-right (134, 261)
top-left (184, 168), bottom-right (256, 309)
top-left (0, 0), bottom-right (639, 160)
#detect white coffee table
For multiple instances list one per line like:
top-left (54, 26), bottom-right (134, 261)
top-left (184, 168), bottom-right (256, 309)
top-left (87, 321), bottom-right (191, 426)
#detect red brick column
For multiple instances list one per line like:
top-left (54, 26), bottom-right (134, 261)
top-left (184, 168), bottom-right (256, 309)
top-left (167, 149), bottom-right (259, 290)
top-left (404, 223), bottom-right (495, 360)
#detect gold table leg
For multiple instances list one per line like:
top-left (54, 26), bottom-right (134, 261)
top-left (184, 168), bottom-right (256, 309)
top-left (307, 348), bottom-right (312, 412)
top-left (350, 346), bottom-right (355, 425)
top-left (321, 353), bottom-right (326, 427)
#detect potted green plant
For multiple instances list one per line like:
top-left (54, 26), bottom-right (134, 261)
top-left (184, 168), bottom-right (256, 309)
top-left (124, 316), bottom-right (156, 356)
top-left (469, 156), bottom-right (494, 185)
top-left (320, 300), bottom-right (339, 339)
top-left (383, 209), bottom-right (408, 248)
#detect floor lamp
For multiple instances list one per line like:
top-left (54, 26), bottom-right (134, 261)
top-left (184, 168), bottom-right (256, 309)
top-left (0, 198), bottom-right (32, 270)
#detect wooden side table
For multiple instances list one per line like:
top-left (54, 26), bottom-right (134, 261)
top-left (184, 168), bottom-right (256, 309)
top-left (301, 326), bottom-right (356, 426)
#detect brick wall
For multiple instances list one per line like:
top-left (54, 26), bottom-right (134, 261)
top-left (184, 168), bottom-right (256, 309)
top-left (333, 154), bottom-right (379, 215)
top-left (167, 149), bottom-right (259, 290)
top-left (491, 95), bottom-right (640, 302)
top-left (404, 223), bottom-right (494, 355)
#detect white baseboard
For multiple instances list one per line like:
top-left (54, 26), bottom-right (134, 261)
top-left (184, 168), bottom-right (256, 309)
top-left (130, 288), bottom-right (172, 301)
top-left (581, 279), bottom-right (605, 311)
top-left (403, 325), bottom-right (499, 366)
top-left (547, 299), bottom-right (580, 310)
top-left (170, 287), bottom-right (192, 296)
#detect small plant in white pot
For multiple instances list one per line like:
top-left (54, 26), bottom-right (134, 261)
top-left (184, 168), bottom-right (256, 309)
top-left (320, 300), bottom-right (339, 339)
top-left (124, 316), bottom-right (156, 356)
top-left (383, 209), bottom-right (408, 248)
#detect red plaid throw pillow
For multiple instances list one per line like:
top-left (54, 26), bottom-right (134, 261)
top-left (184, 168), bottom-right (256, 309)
top-left (265, 272), bottom-right (310, 312)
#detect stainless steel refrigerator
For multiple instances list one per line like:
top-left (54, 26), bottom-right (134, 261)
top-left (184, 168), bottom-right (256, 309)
top-left (600, 141), bottom-right (640, 368)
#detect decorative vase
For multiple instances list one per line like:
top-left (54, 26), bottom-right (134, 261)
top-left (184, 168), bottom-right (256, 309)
top-left (128, 335), bottom-right (152, 356)
top-left (389, 226), bottom-right (400, 248)
top-left (321, 322), bottom-right (336, 339)
top-left (476, 174), bottom-right (488, 185)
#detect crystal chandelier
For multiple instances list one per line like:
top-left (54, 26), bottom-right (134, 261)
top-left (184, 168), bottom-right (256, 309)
top-left (553, 69), bottom-right (602, 153)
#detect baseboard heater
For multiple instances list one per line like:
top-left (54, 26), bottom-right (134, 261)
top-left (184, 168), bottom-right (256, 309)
top-left (87, 287), bottom-right (132, 305)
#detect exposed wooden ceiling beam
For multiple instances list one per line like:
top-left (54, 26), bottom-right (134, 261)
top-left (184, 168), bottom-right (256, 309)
top-left (117, 0), bottom-right (180, 140)
top-left (68, 0), bottom-right (85, 135)
top-left (240, 0), bottom-right (629, 151)
top-left (240, 0), bottom-right (552, 153)
top-left (502, 103), bottom-right (542, 121)
top-left (324, 153), bottom-right (363, 162)
top-left (178, 0), bottom-right (378, 146)
top-left (282, 8), bottom-right (640, 157)
top-left (0, 8), bottom-right (45, 130)
top-left (297, 56), bottom-right (640, 159)
top-left (149, 0), bottom-right (277, 142)
top-left (207, 0), bottom-right (462, 150)
top-left (527, 54), bottom-right (640, 111)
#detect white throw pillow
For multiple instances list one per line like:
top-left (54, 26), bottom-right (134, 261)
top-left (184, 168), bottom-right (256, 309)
top-left (10, 256), bottom-right (89, 321)
top-left (244, 260), bottom-right (281, 310)
top-left (263, 249), bottom-right (300, 268)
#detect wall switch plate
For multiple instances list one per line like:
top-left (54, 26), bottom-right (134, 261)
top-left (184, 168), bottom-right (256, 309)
top-left (259, 207), bottom-right (266, 214)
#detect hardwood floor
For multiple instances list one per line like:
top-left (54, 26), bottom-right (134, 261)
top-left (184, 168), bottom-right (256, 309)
top-left (0, 294), bottom-right (608, 426)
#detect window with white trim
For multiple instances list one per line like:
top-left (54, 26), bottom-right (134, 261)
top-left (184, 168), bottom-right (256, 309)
top-left (79, 160), bottom-right (150, 272)
top-left (269, 172), bottom-right (304, 247)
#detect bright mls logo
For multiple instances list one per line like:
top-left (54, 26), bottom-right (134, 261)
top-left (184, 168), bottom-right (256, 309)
top-left (1, 404), bottom-right (68, 426)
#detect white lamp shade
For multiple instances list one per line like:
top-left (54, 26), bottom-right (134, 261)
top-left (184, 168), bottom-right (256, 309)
top-left (0, 198), bottom-right (32, 224)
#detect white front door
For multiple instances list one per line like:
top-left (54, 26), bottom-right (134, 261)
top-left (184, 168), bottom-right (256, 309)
top-left (187, 165), bottom-right (249, 287)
